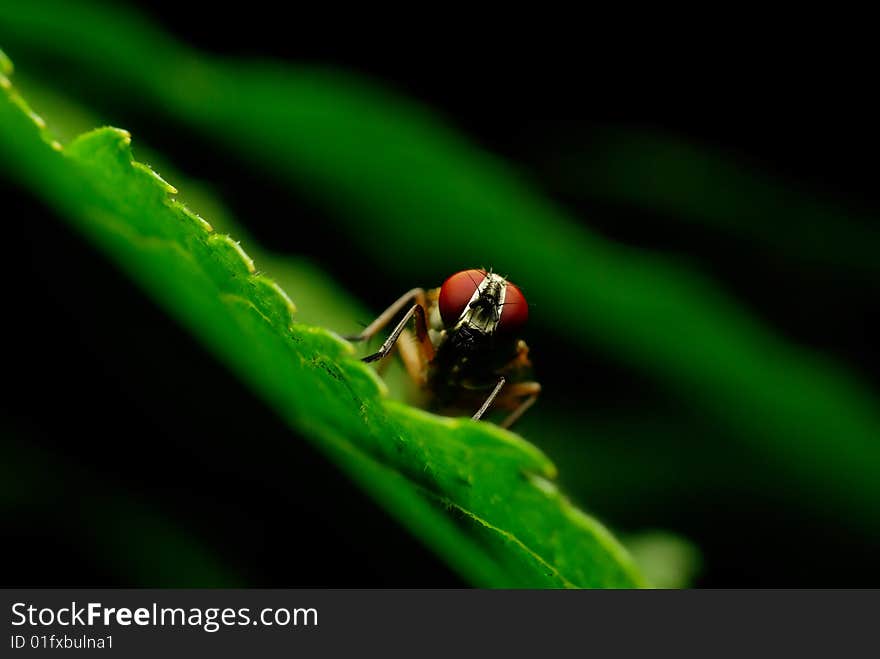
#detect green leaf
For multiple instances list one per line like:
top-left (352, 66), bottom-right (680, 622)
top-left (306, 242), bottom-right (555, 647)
top-left (0, 60), bottom-right (643, 588)
top-left (547, 128), bottom-right (880, 279)
top-left (624, 531), bottom-right (702, 589)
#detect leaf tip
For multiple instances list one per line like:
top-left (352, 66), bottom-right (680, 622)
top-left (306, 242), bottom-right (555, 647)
top-left (208, 233), bottom-right (256, 275)
top-left (113, 127), bottom-right (132, 145)
top-left (179, 206), bottom-right (213, 233)
top-left (318, 328), bottom-right (358, 355)
top-left (264, 278), bottom-right (298, 316)
top-left (131, 161), bottom-right (178, 195)
top-left (251, 275), bottom-right (298, 327)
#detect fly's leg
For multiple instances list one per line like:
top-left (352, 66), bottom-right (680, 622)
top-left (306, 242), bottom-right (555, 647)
top-left (362, 303), bottom-right (434, 366)
top-left (483, 338), bottom-right (539, 428)
top-left (471, 379), bottom-right (540, 427)
top-left (348, 288), bottom-right (435, 385)
top-left (365, 327), bottom-right (426, 385)
top-left (396, 329), bottom-right (428, 385)
top-left (345, 288), bottom-right (426, 343)
top-left (495, 381), bottom-right (541, 429)
top-left (472, 377), bottom-right (506, 421)
top-left (373, 338), bottom-right (398, 377)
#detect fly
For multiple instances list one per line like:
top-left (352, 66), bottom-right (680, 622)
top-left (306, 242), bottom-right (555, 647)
top-left (345, 269), bottom-right (540, 428)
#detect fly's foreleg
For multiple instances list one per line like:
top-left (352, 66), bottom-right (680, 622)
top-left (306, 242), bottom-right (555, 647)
top-left (362, 303), bottom-right (432, 365)
top-left (345, 288), bottom-right (426, 343)
top-left (496, 381), bottom-right (541, 429)
top-left (471, 379), bottom-right (541, 428)
top-left (472, 377), bottom-right (506, 421)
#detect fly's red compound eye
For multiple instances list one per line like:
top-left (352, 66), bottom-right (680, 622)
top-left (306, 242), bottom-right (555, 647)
top-left (498, 282), bottom-right (528, 332)
top-left (439, 269), bottom-right (486, 326)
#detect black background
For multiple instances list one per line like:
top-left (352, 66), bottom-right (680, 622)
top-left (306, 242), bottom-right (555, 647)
top-left (3, 4), bottom-right (878, 587)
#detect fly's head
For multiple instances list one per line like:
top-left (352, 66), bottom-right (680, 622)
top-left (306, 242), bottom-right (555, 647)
top-left (438, 269), bottom-right (528, 351)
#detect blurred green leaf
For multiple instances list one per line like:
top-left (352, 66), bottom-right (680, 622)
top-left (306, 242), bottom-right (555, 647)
top-left (0, 61), bottom-right (643, 588)
top-left (624, 531), bottom-right (702, 589)
top-left (550, 128), bottom-right (880, 278)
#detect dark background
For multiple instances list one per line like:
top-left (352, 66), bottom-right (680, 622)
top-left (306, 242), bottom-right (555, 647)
top-left (3, 4), bottom-right (878, 587)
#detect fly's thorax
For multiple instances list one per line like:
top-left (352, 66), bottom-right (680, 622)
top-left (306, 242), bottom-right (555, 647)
top-left (430, 318), bottom-right (521, 388)
top-left (453, 272), bottom-right (507, 335)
